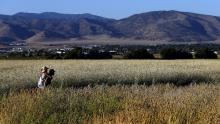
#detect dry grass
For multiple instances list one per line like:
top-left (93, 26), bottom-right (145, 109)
top-left (0, 60), bottom-right (220, 124)
top-left (0, 85), bottom-right (219, 124)
top-left (0, 60), bottom-right (220, 90)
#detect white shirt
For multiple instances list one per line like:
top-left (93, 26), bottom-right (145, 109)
top-left (38, 73), bottom-right (46, 89)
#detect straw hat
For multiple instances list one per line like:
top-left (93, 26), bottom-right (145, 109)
top-left (41, 66), bottom-right (49, 73)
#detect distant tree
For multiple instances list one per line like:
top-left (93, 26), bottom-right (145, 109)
top-left (63, 48), bottom-right (83, 59)
top-left (54, 55), bottom-right (63, 59)
top-left (195, 48), bottom-right (217, 59)
top-left (85, 50), bottom-right (112, 59)
top-left (8, 52), bottom-right (26, 58)
top-left (176, 50), bottom-right (193, 59)
top-left (160, 48), bottom-right (192, 59)
top-left (160, 48), bottom-right (177, 59)
top-left (45, 54), bottom-right (62, 59)
top-left (125, 49), bottom-right (154, 59)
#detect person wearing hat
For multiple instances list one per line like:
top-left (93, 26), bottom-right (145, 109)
top-left (38, 66), bottom-right (49, 89)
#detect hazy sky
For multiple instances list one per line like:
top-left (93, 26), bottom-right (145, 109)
top-left (0, 0), bottom-right (219, 19)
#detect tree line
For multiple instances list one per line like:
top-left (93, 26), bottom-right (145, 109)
top-left (58, 48), bottom-right (218, 59)
top-left (2, 47), bottom-right (218, 59)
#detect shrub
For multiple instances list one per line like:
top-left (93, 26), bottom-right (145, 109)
top-left (63, 48), bottom-right (83, 59)
top-left (195, 48), bottom-right (218, 59)
top-left (176, 50), bottom-right (193, 59)
top-left (160, 48), bottom-right (192, 59)
top-left (85, 50), bottom-right (112, 59)
top-left (45, 53), bottom-right (62, 59)
top-left (125, 49), bottom-right (154, 59)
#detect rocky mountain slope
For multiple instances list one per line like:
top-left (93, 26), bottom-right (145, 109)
top-left (1, 11), bottom-right (220, 45)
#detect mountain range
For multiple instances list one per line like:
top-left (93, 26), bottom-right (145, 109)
top-left (1, 10), bottom-right (220, 46)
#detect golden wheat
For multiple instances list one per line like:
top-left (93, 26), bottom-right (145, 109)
top-left (0, 60), bottom-right (220, 87)
top-left (0, 60), bottom-right (219, 124)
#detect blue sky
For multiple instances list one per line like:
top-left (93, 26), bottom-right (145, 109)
top-left (0, 0), bottom-right (220, 19)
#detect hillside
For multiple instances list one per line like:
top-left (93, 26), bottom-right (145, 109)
top-left (113, 11), bottom-right (220, 42)
top-left (1, 11), bottom-right (220, 46)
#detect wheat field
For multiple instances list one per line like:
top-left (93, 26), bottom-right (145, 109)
top-left (0, 60), bottom-right (220, 124)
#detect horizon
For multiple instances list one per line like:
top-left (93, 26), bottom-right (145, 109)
top-left (1, 0), bottom-right (220, 19)
top-left (1, 10), bottom-right (220, 20)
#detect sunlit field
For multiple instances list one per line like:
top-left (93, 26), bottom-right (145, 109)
top-left (0, 60), bottom-right (220, 123)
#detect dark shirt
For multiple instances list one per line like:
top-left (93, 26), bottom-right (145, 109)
top-left (45, 76), bottom-right (53, 86)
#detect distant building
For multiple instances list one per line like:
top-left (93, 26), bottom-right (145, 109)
top-left (109, 50), bottom-right (117, 55)
top-left (214, 51), bottom-right (218, 55)
top-left (11, 48), bottom-right (23, 52)
top-left (63, 45), bottom-right (74, 51)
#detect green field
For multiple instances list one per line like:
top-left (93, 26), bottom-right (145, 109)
top-left (0, 60), bottom-right (219, 124)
